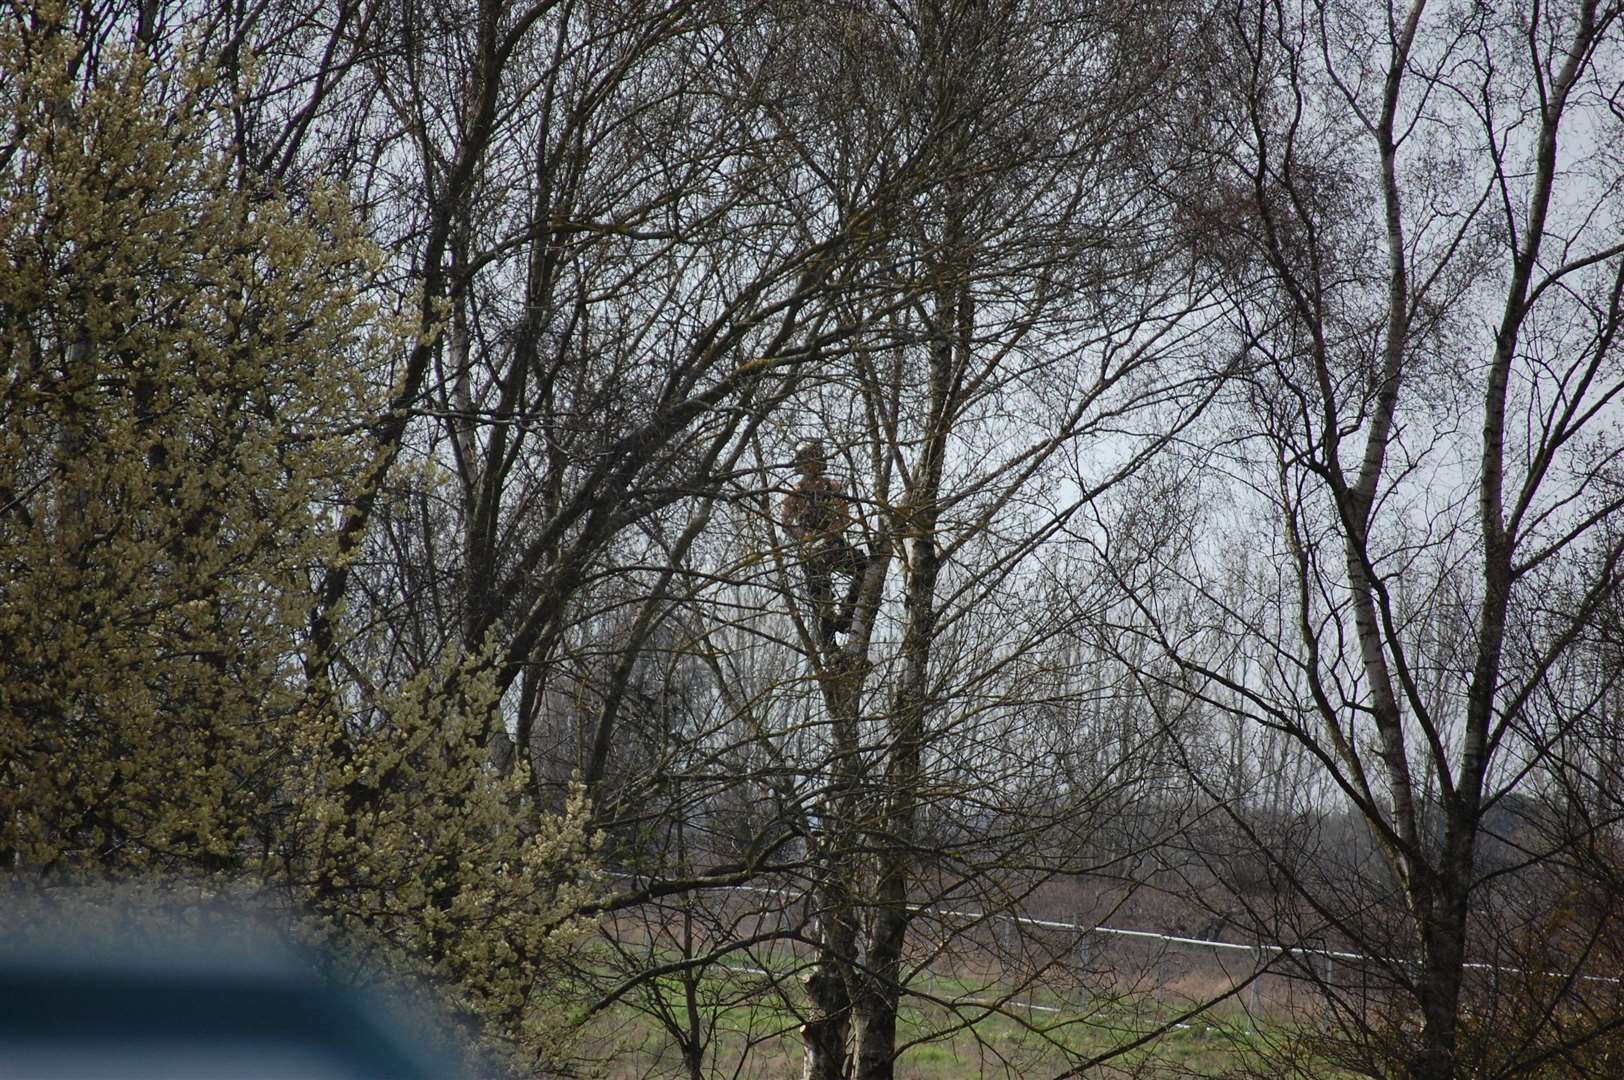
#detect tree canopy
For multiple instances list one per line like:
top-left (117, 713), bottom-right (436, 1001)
top-left (4, 1), bottom-right (1624, 1078)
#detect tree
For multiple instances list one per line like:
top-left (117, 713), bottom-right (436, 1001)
top-left (639, 2), bottom-right (1236, 1076)
top-left (0, 13), bottom-right (599, 1069)
top-left (0, 11), bottom-right (378, 874)
top-left (1137, 1), bottom-right (1624, 1076)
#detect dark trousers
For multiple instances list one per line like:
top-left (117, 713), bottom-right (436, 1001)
top-left (803, 536), bottom-right (866, 639)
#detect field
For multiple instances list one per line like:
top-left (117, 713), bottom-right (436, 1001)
top-left (574, 954), bottom-right (1348, 1079)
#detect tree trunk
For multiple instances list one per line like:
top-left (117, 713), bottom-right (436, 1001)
top-left (1413, 888), bottom-right (1467, 1080)
top-left (851, 146), bottom-right (961, 1073)
top-left (802, 655), bottom-right (867, 1080)
top-left (801, 949), bottom-right (853, 1080)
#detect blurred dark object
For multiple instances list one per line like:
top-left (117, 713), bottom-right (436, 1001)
top-left (0, 893), bottom-right (461, 1079)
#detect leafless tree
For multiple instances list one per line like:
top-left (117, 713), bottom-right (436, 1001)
top-left (566, 2), bottom-right (1245, 1077)
top-left (1125, 1), bottom-right (1624, 1076)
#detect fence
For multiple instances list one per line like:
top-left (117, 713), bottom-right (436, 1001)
top-left (705, 883), bottom-right (1623, 1014)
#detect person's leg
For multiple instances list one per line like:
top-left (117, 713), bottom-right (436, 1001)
top-left (805, 553), bottom-right (838, 641)
top-left (835, 539), bottom-right (866, 634)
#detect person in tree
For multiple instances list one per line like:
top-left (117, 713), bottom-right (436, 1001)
top-left (782, 439), bottom-right (866, 639)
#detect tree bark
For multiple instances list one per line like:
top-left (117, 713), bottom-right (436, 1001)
top-left (802, 653), bottom-right (866, 1080)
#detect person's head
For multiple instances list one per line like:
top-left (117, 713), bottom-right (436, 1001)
top-left (794, 439), bottom-right (827, 475)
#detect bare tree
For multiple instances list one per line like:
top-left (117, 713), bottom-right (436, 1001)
top-left (606, 2), bottom-right (1241, 1077)
top-left (1131, 1), bottom-right (1624, 1076)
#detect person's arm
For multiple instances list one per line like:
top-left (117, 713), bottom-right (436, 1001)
top-left (825, 479), bottom-right (854, 534)
top-left (782, 488), bottom-right (806, 539)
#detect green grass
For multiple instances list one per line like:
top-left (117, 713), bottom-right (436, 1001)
top-left (571, 959), bottom-right (1345, 1079)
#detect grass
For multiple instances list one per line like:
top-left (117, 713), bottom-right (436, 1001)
top-left (572, 958), bottom-right (1343, 1079)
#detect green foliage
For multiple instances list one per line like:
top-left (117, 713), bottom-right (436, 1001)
top-left (0, 15), bottom-right (599, 1067)
top-left (285, 655), bottom-right (602, 1065)
top-left (0, 16), bottom-right (377, 871)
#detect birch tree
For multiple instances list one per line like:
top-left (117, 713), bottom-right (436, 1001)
top-left (1147, 1), bottom-right (1624, 1075)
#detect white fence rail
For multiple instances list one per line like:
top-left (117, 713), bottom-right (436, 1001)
top-left (707, 882), bottom-right (1623, 990)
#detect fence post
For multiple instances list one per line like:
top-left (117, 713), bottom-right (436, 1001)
top-left (1073, 913), bottom-right (1090, 1006)
top-left (1322, 947), bottom-right (1335, 1023)
top-left (1250, 946), bottom-right (1262, 1017)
